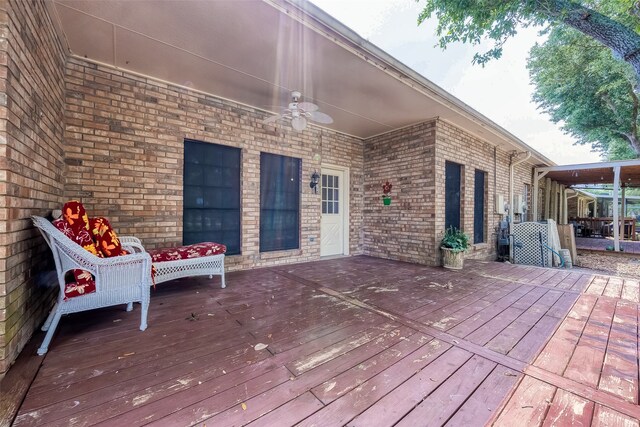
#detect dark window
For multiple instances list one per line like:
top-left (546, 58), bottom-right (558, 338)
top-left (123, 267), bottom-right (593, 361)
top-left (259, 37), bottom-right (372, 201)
top-left (474, 170), bottom-right (486, 244)
top-left (445, 161), bottom-right (462, 230)
top-left (260, 153), bottom-right (300, 252)
top-left (183, 140), bottom-right (241, 255)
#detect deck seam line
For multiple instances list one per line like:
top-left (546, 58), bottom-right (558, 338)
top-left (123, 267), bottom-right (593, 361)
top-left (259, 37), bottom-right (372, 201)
top-left (272, 268), bottom-right (640, 421)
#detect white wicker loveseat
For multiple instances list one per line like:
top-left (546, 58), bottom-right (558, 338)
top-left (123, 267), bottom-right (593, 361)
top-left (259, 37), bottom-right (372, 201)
top-left (32, 216), bottom-right (152, 355)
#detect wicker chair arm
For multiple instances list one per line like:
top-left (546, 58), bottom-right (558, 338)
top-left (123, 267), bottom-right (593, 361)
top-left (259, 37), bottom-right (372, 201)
top-left (122, 242), bottom-right (146, 253)
top-left (120, 236), bottom-right (142, 245)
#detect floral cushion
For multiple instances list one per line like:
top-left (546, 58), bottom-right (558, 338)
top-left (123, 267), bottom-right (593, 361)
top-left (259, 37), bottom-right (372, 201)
top-left (53, 201), bottom-right (100, 300)
top-left (149, 242), bottom-right (227, 263)
top-left (90, 217), bottom-right (129, 258)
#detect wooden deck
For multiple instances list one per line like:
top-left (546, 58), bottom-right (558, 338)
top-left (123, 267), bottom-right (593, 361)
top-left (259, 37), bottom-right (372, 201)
top-left (4, 256), bottom-right (640, 426)
top-left (576, 236), bottom-right (640, 254)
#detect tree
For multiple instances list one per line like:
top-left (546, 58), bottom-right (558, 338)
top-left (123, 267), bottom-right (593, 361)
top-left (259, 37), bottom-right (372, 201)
top-left (528, 26), bottom-right (640, 157)
top-left (417, 0), bottom-right (640, 87)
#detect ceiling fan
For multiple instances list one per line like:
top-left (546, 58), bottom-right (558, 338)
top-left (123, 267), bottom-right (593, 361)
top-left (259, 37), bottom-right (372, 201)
top-left (263, 91), bottom-right (333, 131)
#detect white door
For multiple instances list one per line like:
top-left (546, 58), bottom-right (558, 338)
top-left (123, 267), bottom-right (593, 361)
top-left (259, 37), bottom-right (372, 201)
top-left (321, 168), bottom-right (345, 256)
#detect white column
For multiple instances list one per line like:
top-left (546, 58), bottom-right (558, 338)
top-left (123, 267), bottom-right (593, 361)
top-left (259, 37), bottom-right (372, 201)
top-left (562, 187), bottom-right (568, 224)
top-left (544, 177), bottom-right (551, 220)
top-left (613, 166), bottom-right (621, 251)
top-left (621, 186), bottom-right (626, 240)
top-left (533, 168), bottom-right (539, 221)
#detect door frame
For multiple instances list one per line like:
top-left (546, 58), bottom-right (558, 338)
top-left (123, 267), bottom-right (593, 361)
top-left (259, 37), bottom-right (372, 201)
top-left (320, 163), bottom-right (350, 256)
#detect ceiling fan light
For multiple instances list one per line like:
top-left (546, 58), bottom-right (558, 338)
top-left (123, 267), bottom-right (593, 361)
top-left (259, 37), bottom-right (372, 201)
top-left (291, 116), bottom-right (307, 131)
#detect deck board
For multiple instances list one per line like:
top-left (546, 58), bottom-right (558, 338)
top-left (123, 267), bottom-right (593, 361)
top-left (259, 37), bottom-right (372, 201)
top-left (3, 256), bottom-right (638, 426)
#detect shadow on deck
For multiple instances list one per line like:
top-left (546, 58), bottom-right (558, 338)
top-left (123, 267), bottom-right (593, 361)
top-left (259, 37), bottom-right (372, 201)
top-left (2, 256), bottom-right (639, 426)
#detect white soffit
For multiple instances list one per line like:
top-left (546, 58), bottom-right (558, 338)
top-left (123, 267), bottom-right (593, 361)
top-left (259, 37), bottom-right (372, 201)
top-left (49, 0), bottom-right (552, 165)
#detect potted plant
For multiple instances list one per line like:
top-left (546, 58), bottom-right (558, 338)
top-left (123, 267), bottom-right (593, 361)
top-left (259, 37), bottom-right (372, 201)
top-left (440, 226), bottom-right (470, 269)
top-left (382, 181), bottom-right (392, 205)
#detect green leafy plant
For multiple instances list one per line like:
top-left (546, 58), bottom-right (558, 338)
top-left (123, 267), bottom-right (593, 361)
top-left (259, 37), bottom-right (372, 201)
top-left (440, 226), bottom-right (470, 253)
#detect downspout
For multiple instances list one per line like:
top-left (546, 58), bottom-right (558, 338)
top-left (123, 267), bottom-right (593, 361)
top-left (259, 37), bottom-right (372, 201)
top-left (509, 151), bottom-right (531, 220)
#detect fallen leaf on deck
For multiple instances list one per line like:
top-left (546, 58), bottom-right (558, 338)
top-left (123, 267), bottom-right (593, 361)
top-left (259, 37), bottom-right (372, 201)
top-left (521, 405), bottom-right (534, 409)
top-left (254, 343), bottom-right (268, 351)
top-left (241, 403), bottom-right (247, 411)
top-left (113, 319), bottom-right (122, 323)
top-left (207, 313), bottom-right (214, 317)
top-left (186, 313), bottom-right (199, 321)
top-left (267, 334), bottom-right (272, 339)
top-left (504, 372), bottom-right (518, 377)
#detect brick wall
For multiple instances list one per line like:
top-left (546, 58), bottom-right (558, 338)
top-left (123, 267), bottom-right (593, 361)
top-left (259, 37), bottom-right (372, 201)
top-left (360, 118), bottom-right (536, 267)
top-left (434, 120), bottom-right (533, 264)
top-left (0, 0), bottom-right (66, 376)
top-left (362, 120), bottom-right (437, 264)
top-left (63, 58), bottom-right (364, 272)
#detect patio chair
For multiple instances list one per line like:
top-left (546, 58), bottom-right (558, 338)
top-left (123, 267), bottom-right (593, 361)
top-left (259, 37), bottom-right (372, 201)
top-left (32, 216), bottom-right (152, 355)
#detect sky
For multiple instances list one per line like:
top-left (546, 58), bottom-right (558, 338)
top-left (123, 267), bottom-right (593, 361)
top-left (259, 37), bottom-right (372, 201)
top-left (310, 0), bottom-right (602, 165)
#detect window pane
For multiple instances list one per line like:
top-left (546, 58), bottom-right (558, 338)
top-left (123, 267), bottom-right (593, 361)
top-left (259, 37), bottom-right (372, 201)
top-left (474, 169), bottom-right (486, 244)
top-left (260, 153), bottom-right (301, 252)
top-left (328, 175), bottom-right (333, 187)
top-left (322, 201), bottom-right (327, 214)
top-left (334, 201), bottom-right (339, 214)
top-left (183, 140), bottom-right (241, 255)
top-left (322, 174), bottom-right (327, 187)
top-left (334, 176), bottom-right (339, 188)
top-left (328, 202), bottom-right (333, 214)
top-left (334, 189), bottom-right (339, 202)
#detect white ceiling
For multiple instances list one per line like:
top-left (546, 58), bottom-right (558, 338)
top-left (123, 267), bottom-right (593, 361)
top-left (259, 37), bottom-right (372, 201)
top-left (48, 0), bottom-right (552, 164)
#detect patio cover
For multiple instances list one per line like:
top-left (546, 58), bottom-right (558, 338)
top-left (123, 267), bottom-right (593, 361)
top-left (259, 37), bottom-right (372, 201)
top-left (45, 0), bottom-right (553, 164)
top-left (533, 159), bottom-right (640, 251)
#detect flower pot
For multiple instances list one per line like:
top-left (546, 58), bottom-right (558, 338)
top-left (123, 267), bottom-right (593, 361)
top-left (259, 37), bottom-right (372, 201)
top-left (441, 247), bottom-right (464, 270)
top-left (383, 197), bottom-right (391, 206)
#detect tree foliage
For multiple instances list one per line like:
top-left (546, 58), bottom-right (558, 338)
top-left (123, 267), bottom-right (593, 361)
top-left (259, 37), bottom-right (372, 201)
top-left (528, 26), bottom-right (640, 158)
top-left (418, 0), bottom-right (640, 158)
top-left (417, 1), bottom-right (640, 85)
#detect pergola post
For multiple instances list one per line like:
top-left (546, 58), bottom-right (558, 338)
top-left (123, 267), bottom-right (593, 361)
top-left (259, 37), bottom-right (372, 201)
top-left (613, 166), bottom-right (621, 251)
top-left (562, 186), bottom-right (568, 224)
top-left (544, 177), bottom-right (551, 220)
top-left (620, 186), bottom-right (626, 241)
top-left (532, 169), bottom-right (547, 222)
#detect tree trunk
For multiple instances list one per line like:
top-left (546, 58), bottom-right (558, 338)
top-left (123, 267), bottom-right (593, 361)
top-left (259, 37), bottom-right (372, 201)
top-left (626, 133), bottom-right (640, 156)
top-left (539, 1), bottom-right (640, 88)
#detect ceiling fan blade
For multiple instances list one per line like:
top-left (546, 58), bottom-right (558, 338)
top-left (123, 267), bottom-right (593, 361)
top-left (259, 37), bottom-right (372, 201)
top-left (308, 111), bottom-right (333, 124)
top-left (298, 102), bottom-right (318, 112)
top-left (262, 114), bottom-right (281, 124)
